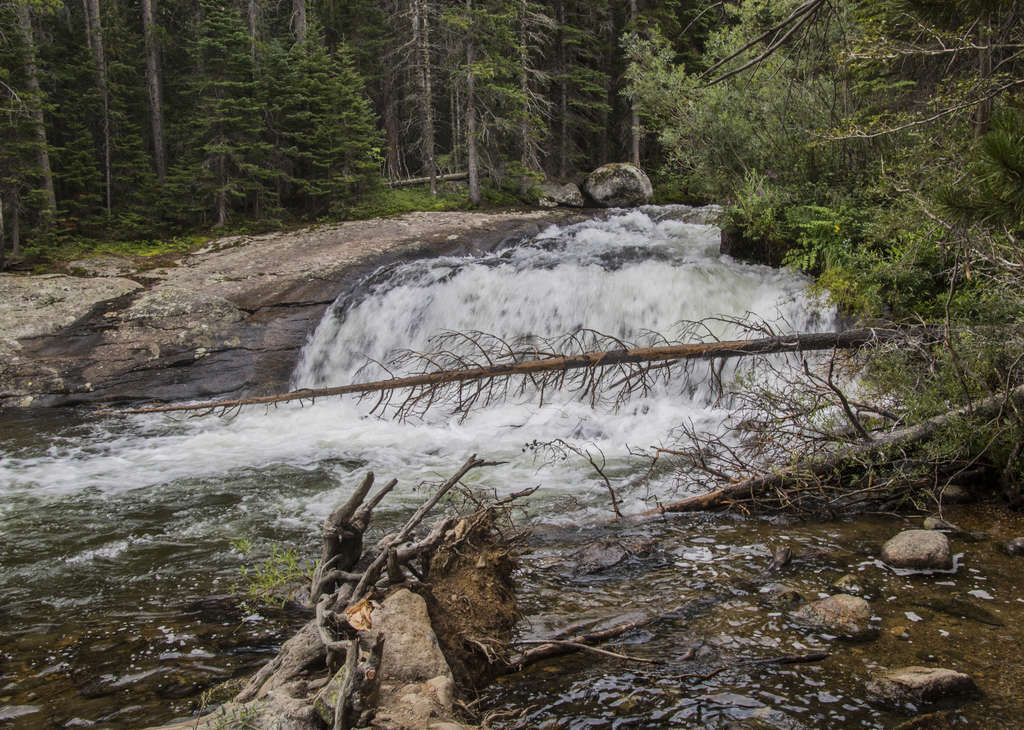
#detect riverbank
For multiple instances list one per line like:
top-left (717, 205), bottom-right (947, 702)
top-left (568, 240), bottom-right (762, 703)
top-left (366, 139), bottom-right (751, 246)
top-left (0, 209), bottom-right (585, 409)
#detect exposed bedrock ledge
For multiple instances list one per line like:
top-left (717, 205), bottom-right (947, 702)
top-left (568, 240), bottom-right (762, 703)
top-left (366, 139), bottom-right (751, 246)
top-left (1, 210), bottom-right (588, 409)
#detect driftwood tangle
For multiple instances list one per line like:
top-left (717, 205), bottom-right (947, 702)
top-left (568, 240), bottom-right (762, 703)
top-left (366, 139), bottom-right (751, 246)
top-left (234, 455), bottom-right (506, 728)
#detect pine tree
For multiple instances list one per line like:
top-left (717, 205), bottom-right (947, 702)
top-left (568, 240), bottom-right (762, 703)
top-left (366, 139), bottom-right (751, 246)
top-left (261, 34), bottom-right (381, 217)
top-left (173, 0), bottom-right (272, 227)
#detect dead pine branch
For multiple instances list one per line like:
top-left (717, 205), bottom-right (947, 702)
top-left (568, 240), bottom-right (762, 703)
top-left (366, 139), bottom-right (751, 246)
top-left (95, 327), bottom-right (924, 417)
top-left (647, 383), bottom-right (1024, 516)
top-left (499, 616), bottom-right (655, 675)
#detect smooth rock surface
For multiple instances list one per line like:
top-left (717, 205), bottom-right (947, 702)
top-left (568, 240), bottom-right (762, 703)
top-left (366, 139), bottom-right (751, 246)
top-left (882, 530), bottom-right (954, 571)
top-left (1003, 537), bottom-right (1024, 556)
top-left (367, 589), bottom-right (452, 684)
top-left (792, 594), bottom-right (875, 639)
top-left (866, 666), bottom-right (978, 708)
top-left (584, 163), bottom-right (653, 207)
top-left (538, 182), bottom-right (585, 208)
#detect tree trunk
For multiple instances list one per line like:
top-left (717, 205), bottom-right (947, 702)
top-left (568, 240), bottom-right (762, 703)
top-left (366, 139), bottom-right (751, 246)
top-left (628, 0), bottom-right (640, 165)
top-left (84, 0), bottom-right (113, 214)
top-left (383, 70), bottom-right (401, 179)
top-left (141, 0), bottom-right (167, 181)
top-left (15, 3), bottom-right (57, 221)
top-left (101, 327), bottom-right (920, 416)
top-left (413, 0), bottom-right (437, 196)
top-left (292, 0), bottom-right (306, 43)
top-left (466, 0), bottom-right (480, 205)
top-left (555, 0), bottom-right (567, 179)
top-left (247, 0), bottom-right (258, 59)
top-left (518, 0), bottom-right (531, 196)
top-left (647, 382), bottom-right (1024, 515)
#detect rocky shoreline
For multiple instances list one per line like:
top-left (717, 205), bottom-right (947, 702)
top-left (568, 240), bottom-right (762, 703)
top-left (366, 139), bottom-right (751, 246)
top-left (0, 209), bottom-right (586, 409)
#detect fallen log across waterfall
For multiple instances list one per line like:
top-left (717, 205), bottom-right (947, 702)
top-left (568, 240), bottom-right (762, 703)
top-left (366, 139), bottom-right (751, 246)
top-left (95, 325), bottom-right (932, 416)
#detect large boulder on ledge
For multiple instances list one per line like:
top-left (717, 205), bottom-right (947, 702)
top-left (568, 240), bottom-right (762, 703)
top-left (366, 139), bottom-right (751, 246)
top-left (584, 163), bottom-right (653, 207)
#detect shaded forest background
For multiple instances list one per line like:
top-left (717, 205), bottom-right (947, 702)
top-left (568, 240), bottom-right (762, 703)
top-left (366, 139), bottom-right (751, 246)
top-left (1, 0), bottom-right (1021, 324)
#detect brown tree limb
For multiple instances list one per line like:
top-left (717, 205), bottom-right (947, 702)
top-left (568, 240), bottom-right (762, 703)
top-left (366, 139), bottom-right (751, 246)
top-left (647, 383), bottom-right (1024, 515)
top-left (96, 328), bottom-right (917, 416)
top-left (500, 616), bottom-right (654, 674)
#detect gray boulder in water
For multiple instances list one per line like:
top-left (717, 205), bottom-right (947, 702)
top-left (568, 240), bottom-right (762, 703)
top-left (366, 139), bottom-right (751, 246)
top-left (584, 163), bottom-right (654, 207)
top-left (538, 181), bottom-right (585, 208)
top-left (881, 530), bottom-right (953, 571)
top-left (866, 666), bottom-right (978, 708)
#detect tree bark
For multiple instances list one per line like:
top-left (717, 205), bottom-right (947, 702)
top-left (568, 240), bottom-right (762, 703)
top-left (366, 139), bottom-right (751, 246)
top-left (247, 0), bottom-right (258, 60)
top-left (628, 0), bottom-right (640, 165)
top-left (141, 0), bottom-right (167, 181)
top-left (555, 0), bottom-right (567, 179)
top-left (99, 327), bottom-right (917, 416)
top-left (518, 0), bottom-right (531, 196)
top-left (292, 0), bottom-right (306, 43)
top-left (413, 0), bottom-right (437, 196)
top-left (466, 0), bottom-right (480, 204)
top-left (15, 2), bottom-right (57, 221)
top-left (83, 0), bottom-right (113, 214)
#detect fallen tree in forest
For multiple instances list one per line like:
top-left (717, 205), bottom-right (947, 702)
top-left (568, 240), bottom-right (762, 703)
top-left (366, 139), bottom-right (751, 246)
top-left (645, 383), bottom-right (1024, 516)
top-left (96, 325), bottom-right (930, 417)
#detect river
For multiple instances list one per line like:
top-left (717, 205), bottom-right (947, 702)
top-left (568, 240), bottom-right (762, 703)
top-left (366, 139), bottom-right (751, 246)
top-left (3, 206), bottom-right (1021, 728)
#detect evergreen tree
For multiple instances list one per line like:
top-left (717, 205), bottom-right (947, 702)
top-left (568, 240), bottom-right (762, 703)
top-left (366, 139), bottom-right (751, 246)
top-left (172, 0), bottom-right (272, 227)
top-left (261, 35), bottom-right (381, 217)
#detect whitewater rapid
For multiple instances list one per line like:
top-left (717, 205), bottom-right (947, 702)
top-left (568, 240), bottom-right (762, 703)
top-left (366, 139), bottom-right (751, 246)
top-left (1, 205), bottom-right (833, 536)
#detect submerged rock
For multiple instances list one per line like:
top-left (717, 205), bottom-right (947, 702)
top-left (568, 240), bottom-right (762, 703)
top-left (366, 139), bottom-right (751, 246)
top-left (881, 530), bottom-right (953, 572)
top-left (571, 537), bottom-right (656, 575)
top-left (830, 573), bottom-right (865, 597)
top-left (1003, 537), bottom-right (1024, 556)
top-left (792, 594), bottom-right (875, 639)
top-left (584, 163), bottom-right (653, 207)
top-left (866, 666), bottom-right (978, 708)
top-left (939, 484), bottom-right (973, 504)
top-left (538, 182), bottom-right (585, 208)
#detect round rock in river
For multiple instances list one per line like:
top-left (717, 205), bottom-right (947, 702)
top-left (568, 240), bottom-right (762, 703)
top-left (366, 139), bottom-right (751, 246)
top-left (584, 163), bottom-right (654, 207)
top-left (792, 593), bottom-right (875, 639)
top-left (881, 530), bottom-right (953, 571)
top-left (866, 666), bottom-right (978, 708)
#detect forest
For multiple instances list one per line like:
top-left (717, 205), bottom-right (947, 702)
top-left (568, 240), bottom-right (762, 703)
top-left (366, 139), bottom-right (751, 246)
top-left (0, 0), bottom-right (1020, 278)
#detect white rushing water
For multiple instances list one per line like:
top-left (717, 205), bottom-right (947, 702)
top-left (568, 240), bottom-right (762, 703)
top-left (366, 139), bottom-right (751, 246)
top-left (0, 206), bottom-right (833, 540)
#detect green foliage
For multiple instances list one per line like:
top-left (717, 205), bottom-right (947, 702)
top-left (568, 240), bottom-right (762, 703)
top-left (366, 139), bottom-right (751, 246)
top-left (233, 542), bottom-right (314, 608)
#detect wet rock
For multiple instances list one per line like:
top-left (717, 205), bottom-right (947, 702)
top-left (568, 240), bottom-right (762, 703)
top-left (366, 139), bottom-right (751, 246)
top-left (938, 484), bottom-right (973, 504)
top-left (881, 530), bottom-right (953, 572)
top-left (1003, 537), bottom-right (1024, 556)
top-left (830, 573), bottom-right (865, 596)
top-left (758, 582), bottom-right (803, 607)
top-left (792, 594), bottom-right (876, 639)
top-left (571, 537), bottom-right (655, 575)
top-left (866, 666), bottom-right (978, 708)
top-left (917, 597), bottom-right (1004, 627)
top-left (538, 182), bottom-right (585, 208)
top-left (584, 163), bottom-right (653, 207)
top-left (365, 588), bottom-right (451, 684)
top-left (922, 516), bottom-right (958, 532)
top-left (768, 546), bottom-right (793, 572)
